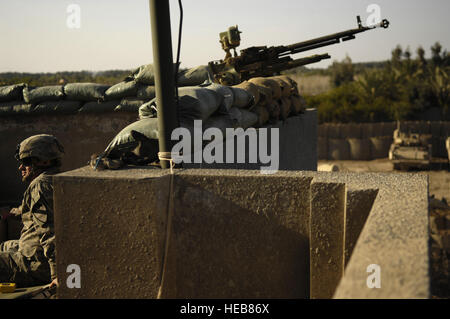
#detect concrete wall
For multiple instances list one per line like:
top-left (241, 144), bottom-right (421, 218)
top-left (0, 113), bottom-right (137, 204)
top-left (53, 168), bottom-right (430, 299)
top-left (184, 109), bottom-right (317, 172)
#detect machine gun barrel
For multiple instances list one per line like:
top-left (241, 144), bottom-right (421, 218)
top-left (279, 16), bottom-right (390, 57)
top-left (210, 16), bottom-right (390, 85)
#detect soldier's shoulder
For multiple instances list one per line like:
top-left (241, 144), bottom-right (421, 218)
top-left (27, 169), bottom-right (58, 195)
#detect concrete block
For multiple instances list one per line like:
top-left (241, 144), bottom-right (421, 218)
top-left (344, 188), bottom-right (378, 268)
top-left (171, 170), bottom-right (312, 298)
top-left (53, 167), bottom-right (170, 298)
top-left (333, 172), bottom-right (430, 299)
top-left (310, 182), bottom-right (346, 299)
top-left (183, 110), bottom-right (318, 171)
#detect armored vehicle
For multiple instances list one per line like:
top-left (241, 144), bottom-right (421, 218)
top-left (389, 124), bottom-right (432, 170)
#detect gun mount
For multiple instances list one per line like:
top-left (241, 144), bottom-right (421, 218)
top-left (209, 16), bottom-right (390, 85)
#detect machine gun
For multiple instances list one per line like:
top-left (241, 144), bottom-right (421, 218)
top-left (208, 16), bottom-right (390, 85)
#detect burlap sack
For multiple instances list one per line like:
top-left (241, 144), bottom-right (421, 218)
top-left (232, 81), bottom-right (260, 106)
top-left (271, 77), bottom-right (292, 97)
top-left (78, 100), bottom-right (120, 113)
top-left (279, 97), bottom-right (292, 120)
top-left (266, 100), bottom-right (280, 122)
top-left (33, 101), bottom-right (82, 114)
top-left (251, 105), bottom-right (270, 127)
top-left (104, 81), bottom-right (138, 100)
top-left (273, 75), bottom-right (299, 95)
top-left (23, 85), bottom-right (65, 103)
top-left (290, 94), bottom-right (306, 115)
top-left (249, 77), bottom-right (282, 100)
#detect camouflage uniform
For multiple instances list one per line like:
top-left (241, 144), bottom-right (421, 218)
top-left (0, 135), bottom-right (63, 287)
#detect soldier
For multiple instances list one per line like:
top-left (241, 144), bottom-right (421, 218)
top-left (0, 134), bottom-right (64, 288)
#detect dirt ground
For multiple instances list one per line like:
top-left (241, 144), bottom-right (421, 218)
top-left (319, 158), bottom-right (449, 298)
top-left (318, 158), bottom-right (450, 203)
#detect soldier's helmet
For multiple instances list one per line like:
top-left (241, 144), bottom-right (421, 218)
top-left (15, 134), bottom-right (65, 162)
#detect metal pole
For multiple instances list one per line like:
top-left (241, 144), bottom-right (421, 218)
top-left (149, 0), bottom-right (178, 169)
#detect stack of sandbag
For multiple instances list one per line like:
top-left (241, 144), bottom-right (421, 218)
top-left (0, 80), bottom-right (156, 115)
top-left (231, 76), bottom-right (306, 127)
top-left (125, 64), bottom-right (213, 87)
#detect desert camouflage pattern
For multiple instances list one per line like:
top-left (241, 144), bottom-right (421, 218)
top-left (0, 168), bottom-right (58, 287)
top-left (16, 134), bottom-right (64, 161)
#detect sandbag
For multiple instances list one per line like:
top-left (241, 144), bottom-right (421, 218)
top-left (132, 64), bottom-right (156, 85)
top-left (177, 65), bottom-right (213, 86)
top-left (272, 77), bottom-right (292, 97)
top-left (138, 100), bottom-right (157, 119)
top-left (203, 83), bottom-right (234, 114)
top-left (0, 106), bottom-right (13, 115)
top-left (132, 64), bottom-right (212, 86)
top-left (104, 81), bottom-right (138, 100)
top-left (115, 98), bottom-right (147, 112)
top-left (0, 84), bottom-right (25, 102)
top-left (78, 100), bottom-right (120, 113)
top-left (251, 105), bottom-right (270, 127)
top-left (230, 87), bottom-right (252, 108)
top-left (279, 97), bottom-right (292, 120)
top-left (104, 118), bottom-right (159, 161)
top-left (266, 100), bottom-right (280, 122)
top-left (64, 83), bottom-right (110, 101)
top-left (348, 138), bottom-right (371, 160)
top-left (317, 137), bottom-right (328, 160)
top-left (0, 101), bottom-right (18, 115)
top-left (232, 81), bottom-right (260, 106)
top-left (290, 95), bottom-right (306, 115)
top-left (369, 136), bottom-right (392, 159)
top-left (328, 138), bottom-right (350, 160)
top-left (202, 114), bottom-right (237, 136)
top-left (23, 85), bottom-right (64, 103)
top-left (228, 107), bottom-right (259, 129)
top-left (249, 77), bottom-right (282, 100)
top-left (274, 75), bottom-right (299, 95)
top-left (0, 102), bottom-right (34, 115)
top-left (248, 80), bottom-right (273, 105)
top-left (177, 86), bottom-right (223, 121)
top-left (136, 85), bottom-right (156, 100)
top-left (13, 104), bottom-right (34, 114)
top-left (33, 101), bottom-right (82, 114)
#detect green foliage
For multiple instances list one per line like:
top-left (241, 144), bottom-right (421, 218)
top-left (329, 55), bottom-right (354, 87)
top-left (306, 42), bottom-right (450, 123)
top-left (0, 70), bottom-right (132, 87)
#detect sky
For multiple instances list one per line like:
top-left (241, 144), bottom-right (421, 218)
top-left (0, 0), bottom-right (449, 73)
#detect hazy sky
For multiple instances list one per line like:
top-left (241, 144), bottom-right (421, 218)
top-left (0, 0), bottom-right (449, 73)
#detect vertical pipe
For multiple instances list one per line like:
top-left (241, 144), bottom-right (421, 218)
top-left (149, 0), bottom-right (178, 168)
